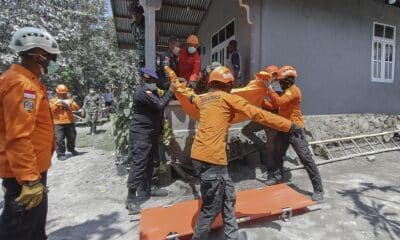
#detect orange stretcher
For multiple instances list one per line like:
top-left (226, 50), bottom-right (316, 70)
top-left (164, 66), bottom-right (268, 124)
top-left (140, 184), bottom-right (315, 240)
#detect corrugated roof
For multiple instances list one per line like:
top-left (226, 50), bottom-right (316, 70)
top-left (110, 0), bottom-right (211, 50)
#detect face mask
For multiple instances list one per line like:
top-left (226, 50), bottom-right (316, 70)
top-left (187, 47), bottom-right (197, 54)
top-left (145, 82), bottom-right (157, 91)
top-left (89, 90), bottom-right (95, 94)
top-left (172, 46), bottom-right (180, 56)
top-left (28, 53), bottom-right (57, 75)
top-left (271, 81), bottom-right (282, 92)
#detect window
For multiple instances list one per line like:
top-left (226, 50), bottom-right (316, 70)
top-left (371, 22), bottom-right (396, 83)
top-left (210, 20), bottom-right (235, 65)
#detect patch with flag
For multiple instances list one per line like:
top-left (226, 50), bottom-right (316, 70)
top-left (23, 99), bottom-right (35, 112)
top-left (24, 90), bottom-right (36, 99)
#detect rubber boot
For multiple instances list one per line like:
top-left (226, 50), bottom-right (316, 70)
top-left (125, 189), bottom-right (140, 215)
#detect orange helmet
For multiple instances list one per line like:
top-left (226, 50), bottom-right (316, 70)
top-left (209, 66), bottom-right (234, 84)
top-left (56, 84), bottom-right (69, 93)
top-left (255, 71), bottom-right (271, 79)
top-left (278, 65), bottom-right (298, 80)
top-left (186, 34), bottom-right (199, 45)
top-left (265, 65), bottom-right (279, 74)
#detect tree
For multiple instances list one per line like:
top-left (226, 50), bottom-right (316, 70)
top-left (0, 0), bottom-right (139, 156)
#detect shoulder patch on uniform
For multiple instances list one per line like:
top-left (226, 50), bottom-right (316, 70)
top-left (23, 99), bottom-right (35, 112)
top-left (145, 90), bottom-right (153, 96)
top-left (285, 90), bottom-right (292, 96)
top-left (24, 89), bottom-right (36, 99)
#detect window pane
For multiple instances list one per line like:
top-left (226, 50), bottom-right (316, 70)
top-left (226, 21), bottom-right (235, 38)
top-left (373, 42), bottom-right (378, 60)
top-left (389, 63), bottom-right (393, 79)
top-left (374, 24), bottom-right (384, 37)
top-left (373, 61), bottom-right (378, 78)
top-left (385, 44), bottom-right (389, 61)
top-left (378, 43), bottom-right (382, 59)
top-left (385, 61), bottom-right (389, 79)
top-left (389, 45), bottom-right (393, 62)
top-left (219, 28), bottom-right (226, 43)
top-left (212, 34), bottom-right (218, 48)
top-left (384, 26), bottom-right (394, 39)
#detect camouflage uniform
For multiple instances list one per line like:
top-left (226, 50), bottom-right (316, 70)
top-left (83, 93), bottom-right (100, 134)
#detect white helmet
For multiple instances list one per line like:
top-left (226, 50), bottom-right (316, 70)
top-left (8, 27), bottom-right (60, 54)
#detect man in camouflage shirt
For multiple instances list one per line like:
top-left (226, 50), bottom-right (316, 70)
top-left (83, 86), bottom-right (101, 135)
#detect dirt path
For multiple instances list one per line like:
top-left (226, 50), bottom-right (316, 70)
top-left (1, 122), bottom-right (399, 240)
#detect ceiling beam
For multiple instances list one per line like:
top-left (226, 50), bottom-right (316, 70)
top-left (156, 19), bottom-right (198, 27)
top-left (161, 2), bottom-right (207, 12)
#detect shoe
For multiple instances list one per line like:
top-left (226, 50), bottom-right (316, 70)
top-left (70, 150), bottom-right (80, 156)
top-left (150, 186), bottom-right (168, 197)
top-left (261, 171), bottom-right (271, 180)
top-left (311, 191), bottom-right (324, 202)
top-left (265, 177), bottom-right (280, 186)
top-left (57, 155), bottom-right (67, 161)
top-left (126, 190), bottom-right (141, 215)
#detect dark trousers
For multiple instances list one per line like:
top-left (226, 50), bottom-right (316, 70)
top-left (192, 160), bottom-right (239, 240)
top-left (55, 123), bottom-right (76, 156)
top-left (127, 138), bottom-right (160, 192)
top-left (241, 121), bottom-right (277, 171)
top-left (272, 129), bottom-right (324, 192)
top-left (0, 172), bottom-right (48, 240)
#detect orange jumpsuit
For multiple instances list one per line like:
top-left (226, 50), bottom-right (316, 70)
top-left (0, 64), bottom-right (54, 183)
top-left (49, 98), bottom-right (80, 124)
top-left (266, 84), bottom-right (304, 128)
top-left (191, 90), bottom-right (292, 165)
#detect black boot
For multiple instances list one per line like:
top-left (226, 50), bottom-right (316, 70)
top-left (125, 189), bottom-right (140, 215)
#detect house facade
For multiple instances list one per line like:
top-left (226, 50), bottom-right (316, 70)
top-left (112, 0), bottom-right (400, 114)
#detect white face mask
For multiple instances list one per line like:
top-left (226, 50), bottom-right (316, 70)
top-left (172, 46), bottom-right (180, 56)
top-left (187, 47), bottom-right (197, 54)
top-left (89, 90), bottom-right (95, 94)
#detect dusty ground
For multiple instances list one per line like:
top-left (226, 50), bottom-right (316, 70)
top-left (1, 122), bottom-right (399, 240)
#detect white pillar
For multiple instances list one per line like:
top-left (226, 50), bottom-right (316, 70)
top-left (140, 0), bottom-right (162, 71)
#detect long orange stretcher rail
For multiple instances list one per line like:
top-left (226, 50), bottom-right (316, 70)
top-left (140, 184), bottom-right (315, 240)
top-left (164, 66), bottom-right (268, 123)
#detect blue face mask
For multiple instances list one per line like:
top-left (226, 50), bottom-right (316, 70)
top-left (271, 81), bottom-right (282, 92)
top-left (188, 47), bottom-right (197, 54)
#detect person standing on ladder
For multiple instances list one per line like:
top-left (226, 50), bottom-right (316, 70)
top-left (264, 65), bottom-right (324, 202)
top-left (189, 66), bottom-right (300, 239)
top-left (83, 86), bottom-right (100, 135)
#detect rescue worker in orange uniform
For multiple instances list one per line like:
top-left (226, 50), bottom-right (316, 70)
top-left (242, 65), bottom-right (281, 178)
top-left (264, 65), bottom-right (324, 202)
top-left (0, 27), bottom-right (60, 240)
top-left (49, 84), bottom-right (80, 161)
top-left (178, 34), bottom-right (201, 89)
top-left (190, 66), bottom-right (301, 239)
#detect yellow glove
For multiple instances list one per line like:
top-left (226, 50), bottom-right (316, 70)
top-left (15, 180), bottom-right (45, 210)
